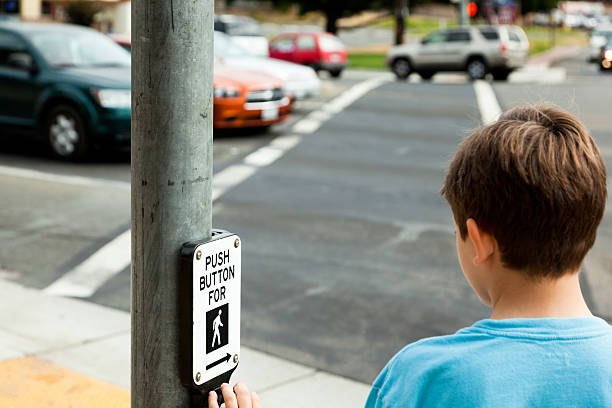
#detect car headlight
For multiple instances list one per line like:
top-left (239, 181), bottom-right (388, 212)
top-left (91, 89), bottom-right (131, 108)
top-left (213, 86), bottom-right (240, 98)
top-left (605, 50), bottom-right (612, 60)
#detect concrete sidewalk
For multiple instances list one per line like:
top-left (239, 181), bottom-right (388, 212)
top-left (0, 279), bottom-right (370, 407)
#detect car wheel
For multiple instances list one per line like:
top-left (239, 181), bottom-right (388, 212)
top-left (466, 58), bottom-right (487, 80)
top-left (492, 69), bottom-right (511, 81)
top-left (392, 58), bottom-right (411, 80)
top-left (45, 104), bottom-right (89, 160)
top-left (329, 69), bottom-right (343, 78)
top-left (418, 71), bottom-right (435, 80)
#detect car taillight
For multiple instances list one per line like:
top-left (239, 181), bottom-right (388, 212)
top-left (500, 43), bottom-right (507, 54)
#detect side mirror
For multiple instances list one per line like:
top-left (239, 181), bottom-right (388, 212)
top-left (8, 52), bottom-right (38, 74)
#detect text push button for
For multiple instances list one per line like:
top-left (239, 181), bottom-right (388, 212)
top-left (184, 230), bottom-right (241, 389)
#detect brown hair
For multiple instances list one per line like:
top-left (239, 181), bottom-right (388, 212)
top-left (441, 104), bottom-right (607, 278)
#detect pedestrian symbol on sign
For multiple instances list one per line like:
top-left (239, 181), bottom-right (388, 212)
top-left (206, 303), bottom-right (229, 354)
top-left (212, 310), bottom-right (223, 347)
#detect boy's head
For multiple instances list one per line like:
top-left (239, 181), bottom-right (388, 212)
top-left (442, 104), bottom-right (607, 280)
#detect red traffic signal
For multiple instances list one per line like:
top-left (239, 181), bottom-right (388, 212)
top-left (467, 2), bottom-right (478, 17)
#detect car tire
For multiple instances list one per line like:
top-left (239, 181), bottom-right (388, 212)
top-left (492, 69), bottom-right (512, 81)
top-left (392, 58), bottom-right (411, 80)
top-left (418, 71), bottom-right (435, 80)
top-left (45, 104), bottom-right (89, 160)
top-left (466, 58), bottom-right (487, 80)
top-left (329, 69), bottom-right (343, 78)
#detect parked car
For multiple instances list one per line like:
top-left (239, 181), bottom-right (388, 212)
top-left (110, 35), bottom-right (292, 129)
top-left (0, 22), bottom-right (130, 159)
top-left (599, 41), bottom-right (612, 70)
top-left (214, 15), bottom-right (268, 57)
top-left (269, 32), bottom-right (347, 78)
top-left (386, 25), bottom-right (529, 81)
top-left (213, 65), bottom-right (292, 129)
top-left (214, 31), bottom-right (320, 99)
top-left (589, 26), bottom-right (612, 62)
top-left (109, 33), bottom-right (131, 52)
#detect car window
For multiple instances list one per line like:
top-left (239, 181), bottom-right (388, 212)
top-left (296, 35), bottom-right (316, 50)
top-left (446, 31), bottom-right (471, 42)
top-left (214, 31), bottom-right (250, 56)
top-left (30, 29), bottom-right (130, 68)
top-left (270, 36), bottom-right (295, 52)
top-left (214, 20), bottom-right (226, 33)
top-left (479, 28), bottom-right (499, 40)
top-left (423, 31), bottom-right (447, 44)
top-left (318, 35), bottom-right (344, 52)
top-left (225, 20), bottom-right (262, 37)
top-left (0, 31), bottom-right (29, 69)
top-left (508, 31), bottom-right (521, 42)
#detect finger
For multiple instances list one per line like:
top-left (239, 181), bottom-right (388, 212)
top-left (221, 383), bottom-right (238, 408)
top-left (251, 391), bottom-right (262, 408)
top-left (233, 382), bottom-right (253, 408)
top-left (208, 391), bottom-right (219, 408)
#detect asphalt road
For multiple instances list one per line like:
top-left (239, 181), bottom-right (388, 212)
top-left (1, 55), bottom-right (611, 385)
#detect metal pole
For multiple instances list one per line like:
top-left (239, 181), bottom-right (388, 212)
top-left (131, 0), bottom-right (214, 406)
top-left (459, 0), bottom-right (468, 26)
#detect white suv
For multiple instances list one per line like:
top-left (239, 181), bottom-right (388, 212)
top-left (387, 25), bottom-right (529, 81)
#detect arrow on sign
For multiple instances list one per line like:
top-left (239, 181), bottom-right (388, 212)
top-left (206, 353), bottom-right (232, 370)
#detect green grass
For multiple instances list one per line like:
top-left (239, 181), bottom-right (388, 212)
top-left (523, 26), bottom-right (588, 55)
top-left (348, 52), bottom-right (387, 70)
top-left (373, 16), bottom-right (455, 36)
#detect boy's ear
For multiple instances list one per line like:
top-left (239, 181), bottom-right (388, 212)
top-left (466, 218), bottom-right (495, 265)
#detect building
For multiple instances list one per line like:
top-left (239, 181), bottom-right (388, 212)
top-left (1, 0), bottom-right (130, 34)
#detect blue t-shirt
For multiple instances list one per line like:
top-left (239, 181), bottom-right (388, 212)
top-left (366, 317), bottom-right (612, 407)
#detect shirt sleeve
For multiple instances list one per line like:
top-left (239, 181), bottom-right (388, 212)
top-left (364, 355), bottom-right (395, 408)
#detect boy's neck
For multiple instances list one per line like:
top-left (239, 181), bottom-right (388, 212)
top-left (488, 269), bottom-right (593, 320)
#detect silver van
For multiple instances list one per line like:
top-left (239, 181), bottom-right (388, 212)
top-left (386, 25), bottom-right (529, 81)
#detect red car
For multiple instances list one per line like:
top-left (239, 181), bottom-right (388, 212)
top-left (268, 32), bottom-right (347, 78)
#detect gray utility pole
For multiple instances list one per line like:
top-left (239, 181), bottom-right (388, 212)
top-left (459, 0), bottom-right (469, 26)
top-left (131, 0), bottom-right (214, 406)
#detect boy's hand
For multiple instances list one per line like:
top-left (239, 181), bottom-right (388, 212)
top-left (208, 382), bottom-right (262, 408)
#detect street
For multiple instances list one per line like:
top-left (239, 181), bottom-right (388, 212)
top-left (1, 53), bottom-right (611, 386)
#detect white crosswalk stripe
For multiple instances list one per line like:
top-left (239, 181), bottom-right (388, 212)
top-left (41, 75), bottom-right (390, 298)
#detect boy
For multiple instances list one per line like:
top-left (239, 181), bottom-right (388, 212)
top-left (365, 104), bottom-right (612, 407)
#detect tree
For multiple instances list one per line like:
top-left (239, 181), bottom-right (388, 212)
top-left (394, 0), bottom-right (408, 45)
top-left (271, 0), bottom-right (393, 34)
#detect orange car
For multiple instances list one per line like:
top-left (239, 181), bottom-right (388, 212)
top-left (108, 35), bottom-right (291, 129)
top-left (213, 65), bottom-right (291, 128)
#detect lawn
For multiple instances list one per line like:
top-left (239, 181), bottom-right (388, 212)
top-left (348, 52), bottom-right (387, 70)
top-left (523, 26), bottom-right (588, 55)
top-left (347, 25), bottom-right (589, 70)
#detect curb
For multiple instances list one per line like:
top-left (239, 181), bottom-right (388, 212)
top-left (0, 279), bottom-right (371, 407)
top-left (527, 45), bottom-right (584, 68)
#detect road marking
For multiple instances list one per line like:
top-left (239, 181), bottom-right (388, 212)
top-left (473, 80), bottom-right (502, 125)
top-left (42, 75), bottom-right (390, 298)
top-left (44, 230), bottom-right (131, 298)
top-left (0, 165), bottom-right (130, 190)
top-left (293, 75), bottom-right (390, 133)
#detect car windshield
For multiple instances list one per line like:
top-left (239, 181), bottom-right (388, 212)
top-left (225, 20), bottom-right (262, 37)
top-left (318, 35), bottom-right (344, 52)
top-left (30, 30), bottom-right (130, 68)
top-left (214, 31), bottom-right (251, 56)
top-left (593, 30), bottom-right (612, 40)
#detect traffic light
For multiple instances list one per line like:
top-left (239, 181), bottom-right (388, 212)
top-left (467, 1), bottom-right (478, 17)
